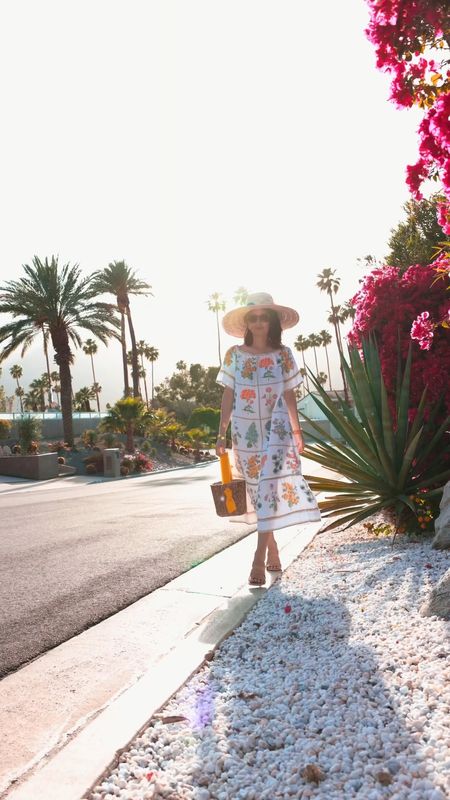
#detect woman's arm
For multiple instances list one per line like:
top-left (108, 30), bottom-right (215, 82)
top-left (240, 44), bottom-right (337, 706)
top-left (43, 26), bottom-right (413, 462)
top-left (216, 387), bottom-right (234, 455)
top-left (283, 388), bottom-right (305, 454)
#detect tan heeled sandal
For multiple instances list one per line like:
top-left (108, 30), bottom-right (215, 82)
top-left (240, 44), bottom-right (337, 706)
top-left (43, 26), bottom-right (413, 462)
top-left (266, 546), bottom-right (282, 572)
top-left (249, 561), bottom-right (266, 586)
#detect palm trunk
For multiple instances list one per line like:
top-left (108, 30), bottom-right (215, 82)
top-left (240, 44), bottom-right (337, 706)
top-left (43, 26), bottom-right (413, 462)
top-left (126, 308), bottom-right (140, 398)
top-left (141, 354), bottom-right (149, 408)
top-left (329, 293), bottom-right (349, 402)
top-left (42, 327), bottom-right (53, 407)
top-left (312, 347), bottom-right (319, 374)
top-left (300, 352), bottom-right (310, 391)
top-left (126, 421), bottom-right (134, 453)
top-left (16, 379), bottom-right (23, 412)
top-left (324, 345), bottom-right (332, 390)
top-left (90, 353), bottom-right (101, 413)
top-left (216, 310), bottom-right (222, 365)
top-left (151, 361), bottom-right (154, 406)
top-left (59, 360), bottom-right (74, 446)
top-left (120, 312), bottom-right (130, 397)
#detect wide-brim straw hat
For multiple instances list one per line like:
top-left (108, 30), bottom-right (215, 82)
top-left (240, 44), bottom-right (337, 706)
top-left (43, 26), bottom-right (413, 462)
top-left (222, 292), bottom-right (299, 338)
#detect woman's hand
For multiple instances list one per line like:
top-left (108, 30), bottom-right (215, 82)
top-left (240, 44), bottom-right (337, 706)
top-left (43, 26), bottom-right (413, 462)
top-left (293, 429), bottom-right (305, 454)
top-left (215, 436), bottom-right (227, 457)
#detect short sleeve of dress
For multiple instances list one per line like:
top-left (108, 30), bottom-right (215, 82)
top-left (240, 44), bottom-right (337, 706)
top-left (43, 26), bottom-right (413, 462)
top-left (281, 346), bottom-right (303, 391)
top-left (216, 346), bottom-right (236, 389)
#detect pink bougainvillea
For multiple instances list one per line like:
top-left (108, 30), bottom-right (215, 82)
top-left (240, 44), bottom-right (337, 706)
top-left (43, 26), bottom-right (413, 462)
top-left (366, 1), bottom-right (450, 208)
top-left (349, 258), bottom-right (450, 414)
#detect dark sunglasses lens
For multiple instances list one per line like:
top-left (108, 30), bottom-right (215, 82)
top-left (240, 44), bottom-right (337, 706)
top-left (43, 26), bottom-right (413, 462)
top-left (248, 313), bottom-right (269, 323)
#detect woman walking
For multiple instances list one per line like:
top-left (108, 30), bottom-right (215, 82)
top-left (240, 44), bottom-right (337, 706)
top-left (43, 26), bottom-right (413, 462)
top-left (216, 292), bottom-right (321, 585)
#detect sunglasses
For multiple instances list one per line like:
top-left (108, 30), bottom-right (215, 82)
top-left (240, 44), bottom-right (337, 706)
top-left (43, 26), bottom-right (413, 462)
top-left (246, 312), bottom-right (270, 323)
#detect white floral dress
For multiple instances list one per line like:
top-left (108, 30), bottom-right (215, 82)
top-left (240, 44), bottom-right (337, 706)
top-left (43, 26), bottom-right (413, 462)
top-left (217, 345), bottom-right (321, 532)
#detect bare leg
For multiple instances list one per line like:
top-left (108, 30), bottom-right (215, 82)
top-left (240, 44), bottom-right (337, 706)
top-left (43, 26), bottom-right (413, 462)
top-left (266, 531), bottom-right (282, 571)
top-left (249, 531), bottom-right (269, 585)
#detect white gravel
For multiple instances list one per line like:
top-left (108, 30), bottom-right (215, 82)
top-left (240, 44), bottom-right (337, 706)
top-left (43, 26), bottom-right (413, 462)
top-left (87, 525), bottom-right (450, 800)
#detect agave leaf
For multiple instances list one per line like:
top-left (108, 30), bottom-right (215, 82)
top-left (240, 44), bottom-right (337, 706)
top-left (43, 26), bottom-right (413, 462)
top-left (303, 401), bottom-right (385, 476)
top-left (380, 374), bottom-right (395, 462)
top-left (361, 337), bottom-right (382, 413)
top-left (319, 501), bottom-right (389, 532)
top-left (303, 438), bottom-right (382, 479)
top-left (396, 344), bottom-right (412, 449)
top-left (406, 468), bottom-right (450, 491)
top-left (397, 427), bottom-right (423, 489)
top-left (347, 347), bottom-right (397, 485)
top-left (396, 494), bottom-right (416, 515)
top-left (413, 416), bottom-right (450, 466)
top-left (404, 387), bottom-right (427, 452)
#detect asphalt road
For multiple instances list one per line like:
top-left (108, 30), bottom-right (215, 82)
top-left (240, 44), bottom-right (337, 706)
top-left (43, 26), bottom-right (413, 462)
top-left (0, 462), bottom-right (256, 678)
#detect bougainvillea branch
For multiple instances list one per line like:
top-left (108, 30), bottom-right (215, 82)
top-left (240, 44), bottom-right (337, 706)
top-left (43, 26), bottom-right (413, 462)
top-left (366, 0), bottom-right (450, 215)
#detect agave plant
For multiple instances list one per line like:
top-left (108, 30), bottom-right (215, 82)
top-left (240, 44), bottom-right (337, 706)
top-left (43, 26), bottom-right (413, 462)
top-left (301, 337), bottom-right (450, 531)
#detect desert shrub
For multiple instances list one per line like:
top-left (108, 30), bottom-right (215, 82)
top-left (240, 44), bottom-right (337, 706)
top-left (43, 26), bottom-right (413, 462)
top-left (48, 440), bottom-right (68, 453)
top-left (120, 465), bottom-right (130, 476)
top-left (82, 429), bottom-right (98, 448)
top-left (0, 420), bottom-right (12, 440)
top-left (17, 417), bottom-right (42, 453)
top-left (187, 407), bottom-right (220, 435)
top-left (101, 432), bottom-right (116, 447)
top-left (83, 452), bottom-right (104, 474)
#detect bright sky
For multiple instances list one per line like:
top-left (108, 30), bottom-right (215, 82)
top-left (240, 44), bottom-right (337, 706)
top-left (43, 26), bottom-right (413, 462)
top-left (0, 0), bottom-right (422, 407)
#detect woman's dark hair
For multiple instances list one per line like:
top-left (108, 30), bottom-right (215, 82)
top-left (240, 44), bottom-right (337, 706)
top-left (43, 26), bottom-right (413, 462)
top-left (244, 309), bottom-right (282, 348)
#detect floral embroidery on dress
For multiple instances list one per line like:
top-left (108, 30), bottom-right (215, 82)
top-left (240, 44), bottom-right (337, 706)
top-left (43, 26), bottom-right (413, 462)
top-left (223, 347), bottom-right (235, 367)
top-left (279, 347), bottom-right (295, 375)
top-left (272, 448), bottom-right (284, 474)
top-left (259, 356), bottom-right (276, 379)
top-left (286, 448), bottom-right (301, 474)
top-left (241, 358), bottom-right (257, 380)
top-left (282, 481), bottom-right (300, 508)
top-left (264, 482), bottom-right (280, 512)
top-left (262, 386), bottom-right (277, 412)
top-left (232, 429), bottom-right (242, 447)
top-left (246, 454), bottom-right (262, 479)
top-left (245, 422), bottom-right (258, 448)
top-left (272, 418), bottom-right (289, 440)
top-left (240, 388), bottom-right (256, 413)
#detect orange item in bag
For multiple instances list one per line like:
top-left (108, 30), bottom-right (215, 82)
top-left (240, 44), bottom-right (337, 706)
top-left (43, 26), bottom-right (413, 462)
top-left (220, 452), bottom-right (232, 484)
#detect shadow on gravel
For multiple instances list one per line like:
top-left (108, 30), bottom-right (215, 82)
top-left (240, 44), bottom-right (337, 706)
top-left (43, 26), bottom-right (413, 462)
top-left (91, 590), bottom-right (446, 799)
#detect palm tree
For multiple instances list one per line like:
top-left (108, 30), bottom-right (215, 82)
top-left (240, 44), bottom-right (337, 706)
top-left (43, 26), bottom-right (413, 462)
top-left (29, 377), bottom-right (47, 411)
top-left (93, 261), bottom-right (152, 398)
top-left (15, 385), bottom-right (25, 412)
top-left (101, 396), bottom-right (151, 453)
top-left (319, 329), bottom-right (333, 390)
top-left (207, 292), bottom-right (226, 365)
top-left (0, 255), bottom-right (120, 445)
top-left (91, 382), bottom-right (102, 406)
top-left (10, 364), bottom-right (24, 411)
top-left (294, 335), bottom-right (311, 392)
top-left (316, 268), bottom-right (349, 401)
top-left (42, 326), bottom-right (53, 406)
top-left (50, 370), bottom-right (60, 406)
top-left (146, 346), bottom-right (159, 407)
top-left (136, 340), bottom-right (150, 407)
top-left (74, 386), bottom-right (95, 412)
top-left (82, 339), bottom-right (101, 413)
top-left (308, 333), bottom-right (322, 375)
top-left (233, 287), bottom-right (249, 306)
top-left (341, 299), bottom-right (356, 322)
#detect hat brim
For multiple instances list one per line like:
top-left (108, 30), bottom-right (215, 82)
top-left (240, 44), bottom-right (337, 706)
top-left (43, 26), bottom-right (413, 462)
top-left (222, 303), bottom-right (299, 338)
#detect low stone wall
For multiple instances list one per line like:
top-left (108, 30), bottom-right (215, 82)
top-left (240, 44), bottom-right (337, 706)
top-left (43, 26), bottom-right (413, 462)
top-left (0, 453), bottom-right (59, 480)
